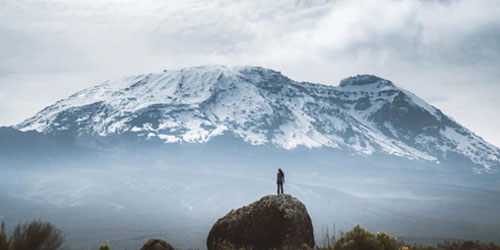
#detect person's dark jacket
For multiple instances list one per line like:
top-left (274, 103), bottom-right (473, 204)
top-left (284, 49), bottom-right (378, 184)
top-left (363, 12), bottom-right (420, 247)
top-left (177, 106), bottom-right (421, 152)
top-left (277, 172), bottom-right (285, 184)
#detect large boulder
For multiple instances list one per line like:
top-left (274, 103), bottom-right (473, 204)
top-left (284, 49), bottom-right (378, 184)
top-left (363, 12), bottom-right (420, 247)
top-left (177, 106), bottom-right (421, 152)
top-left (140, 239), bottom-right (175, 250)
top-left (207, 194), bottom-right (314, 250)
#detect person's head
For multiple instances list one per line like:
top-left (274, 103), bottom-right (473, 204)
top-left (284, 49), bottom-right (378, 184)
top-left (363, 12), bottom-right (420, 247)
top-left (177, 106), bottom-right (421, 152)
top-left (278, 168), bottom-right (284, 175)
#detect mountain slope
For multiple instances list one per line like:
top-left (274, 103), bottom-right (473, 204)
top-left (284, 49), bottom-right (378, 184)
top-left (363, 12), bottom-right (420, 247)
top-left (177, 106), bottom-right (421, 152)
top-left (15, 65), bottom-right (500, 172)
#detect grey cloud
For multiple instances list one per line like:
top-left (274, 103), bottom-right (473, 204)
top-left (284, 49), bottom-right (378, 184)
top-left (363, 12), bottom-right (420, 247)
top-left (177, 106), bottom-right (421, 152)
top-left (309, 0), bottom-right (500, 67)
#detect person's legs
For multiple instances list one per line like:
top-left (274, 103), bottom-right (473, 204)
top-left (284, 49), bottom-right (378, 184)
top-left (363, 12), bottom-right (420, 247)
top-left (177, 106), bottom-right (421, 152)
top-left (280, 183), bottom-right (284, 194)
top-left (277, 183), bottom-right (280, 194)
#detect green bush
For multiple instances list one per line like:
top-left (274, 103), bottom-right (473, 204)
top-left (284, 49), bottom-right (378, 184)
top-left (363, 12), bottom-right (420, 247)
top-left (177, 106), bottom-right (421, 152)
top-left (333, 225), bottom-right (398, 250)
top-left (99, 240), bottom-right (110, 250)
top-left (377, 231), bottom-right (398, 250)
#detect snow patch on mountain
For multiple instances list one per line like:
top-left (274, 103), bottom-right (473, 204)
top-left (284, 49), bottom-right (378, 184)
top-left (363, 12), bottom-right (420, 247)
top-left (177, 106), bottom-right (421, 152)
top-left (15, 66), bottom-right (500, 172)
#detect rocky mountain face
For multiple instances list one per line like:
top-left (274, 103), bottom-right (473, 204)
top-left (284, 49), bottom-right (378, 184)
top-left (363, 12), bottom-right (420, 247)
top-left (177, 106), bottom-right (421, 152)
top-left (14, 65), bottom-right (500, 172)
top-left (206, 194), bottom-right (314, 250)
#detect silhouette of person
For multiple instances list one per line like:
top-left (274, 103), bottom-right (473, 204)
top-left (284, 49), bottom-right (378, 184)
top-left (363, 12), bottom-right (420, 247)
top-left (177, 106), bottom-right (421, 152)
top-left (277, 168), bottom-right (285, 194)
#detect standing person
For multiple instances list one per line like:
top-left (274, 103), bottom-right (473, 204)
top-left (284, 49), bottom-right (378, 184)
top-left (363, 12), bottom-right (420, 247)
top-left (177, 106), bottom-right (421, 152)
top-left (277, 168), bottom-right (285, 194)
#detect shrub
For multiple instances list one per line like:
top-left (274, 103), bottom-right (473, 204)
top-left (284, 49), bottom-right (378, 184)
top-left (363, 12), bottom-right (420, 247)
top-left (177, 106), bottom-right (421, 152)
top-left (376, 231), bottom-right (398, 250)
top-left (8, 220), bottom-right (64, 250)
top-left (0, 222), bottom-right (9, 250)
top-left (99, 240), bottom-right (110, 250)
top-left (408, 240), bottom-right (500, 250)
top-left (333, 225), bottom-right (398, 250)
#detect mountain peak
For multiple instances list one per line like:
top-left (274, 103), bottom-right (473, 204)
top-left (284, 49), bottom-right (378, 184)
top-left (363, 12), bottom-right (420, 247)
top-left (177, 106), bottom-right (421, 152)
top-left (161, 65), bottom-right (280, 76)
top-left (338, 74), bottom-right (394, 90)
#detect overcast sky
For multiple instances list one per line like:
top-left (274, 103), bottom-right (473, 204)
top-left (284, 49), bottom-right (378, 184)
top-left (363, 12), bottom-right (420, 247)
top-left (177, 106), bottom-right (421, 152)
top-left (1, 0), bottom-right (499, 147)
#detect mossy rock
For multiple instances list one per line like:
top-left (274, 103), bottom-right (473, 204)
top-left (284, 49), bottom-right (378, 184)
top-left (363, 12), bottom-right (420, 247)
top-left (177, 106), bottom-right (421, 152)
top-left (207, 194), bottom-right (314, 250)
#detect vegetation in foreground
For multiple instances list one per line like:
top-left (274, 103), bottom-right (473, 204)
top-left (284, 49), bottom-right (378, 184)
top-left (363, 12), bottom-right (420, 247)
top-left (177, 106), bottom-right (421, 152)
top-left (0, 220), bottom-right (63, 250)
top-left (316, 225), bottom-right (500, 250)
top-left (1, 220), bottom-right (500, 250)
top-left (215, 225), bottom-right (500, 250)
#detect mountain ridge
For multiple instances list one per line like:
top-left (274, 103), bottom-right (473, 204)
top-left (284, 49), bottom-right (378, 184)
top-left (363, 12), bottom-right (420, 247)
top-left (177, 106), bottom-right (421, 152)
top-left (14, 65), bottom-right (500, 172)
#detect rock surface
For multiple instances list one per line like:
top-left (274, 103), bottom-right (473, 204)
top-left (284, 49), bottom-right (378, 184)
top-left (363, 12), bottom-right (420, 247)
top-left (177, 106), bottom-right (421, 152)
top-left (140, 239), bottom-right (175, 250)
top-left (207, 194), bottom-right (314, 250)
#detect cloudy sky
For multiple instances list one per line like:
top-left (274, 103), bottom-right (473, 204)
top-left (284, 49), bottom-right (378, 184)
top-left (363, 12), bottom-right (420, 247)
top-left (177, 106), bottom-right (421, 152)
top-left (1, 0), bottom-right (499, 147)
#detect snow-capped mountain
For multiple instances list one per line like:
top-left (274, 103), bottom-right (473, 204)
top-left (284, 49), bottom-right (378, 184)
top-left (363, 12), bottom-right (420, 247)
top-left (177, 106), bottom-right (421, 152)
top-left (16, 65), bottom-right (500, 172)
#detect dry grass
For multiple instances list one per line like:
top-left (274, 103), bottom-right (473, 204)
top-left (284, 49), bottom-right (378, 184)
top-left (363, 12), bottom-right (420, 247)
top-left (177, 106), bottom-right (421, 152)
top-left (1, 220), bottom-right (63, 250)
